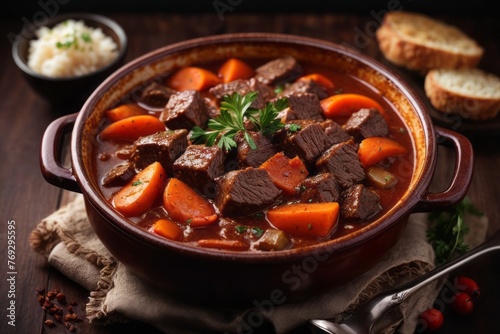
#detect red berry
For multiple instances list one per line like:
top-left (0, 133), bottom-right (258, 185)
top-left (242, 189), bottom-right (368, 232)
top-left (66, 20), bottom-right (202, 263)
top-left (451, 292), bottom-right (474, 316)
top-left (419, 308), bottom-right (444, 332)
top-left (454, 276), bottom-right (480, 300)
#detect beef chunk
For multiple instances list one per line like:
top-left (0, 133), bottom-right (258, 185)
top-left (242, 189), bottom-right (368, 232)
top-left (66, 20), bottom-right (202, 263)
top-left (254, 56), bottom-right (303, 85)
top-left (236, 131), bottom-right (276, 168)
top-left (102, 162), bottom-right (136, 187)
top-left (209, 79), bottom-right (251, 99)
top-left (140, 82), bottom-right (176, 108)
top-left (344, 108), bottom-right (388, 139)
top-left (159, 90), bottom-right (208, 129)
top-left (209, 79), bottom-right (267, 109)
top-left (173, 145), bottom-right (225, 196)
top-left (300, 173), bottom-right (339, 203)
top-left (115, 144), bottom-right (135, 160)
top-left (321, 119), bottom-right (352, 146)
top-left (316, 140), bottom-right (365, 189)
top-left (131, 130), bottom-right (188, 174)
top-left (173, 145), bottom-right (225, 193)
top-left (284, 93), bottom-right (324, 121)
top-left (209, 78), bottom-right (276, 109)
top-left (275, 121), bottom-right (329, 166)
top-left (280, 79), bottom-right (329, 100)
top-left (203, 97), bottom-right (220, 119)
top-left (340, 184), bottom-right (381, 221)
top-left (248, 78), bottom-right (276, 102)
top-left (215, 168), bottom-right (281, 216)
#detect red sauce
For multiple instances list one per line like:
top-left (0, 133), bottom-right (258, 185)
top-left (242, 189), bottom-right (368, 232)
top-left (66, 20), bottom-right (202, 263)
top-left (91, 57), bottom-right (414, 251)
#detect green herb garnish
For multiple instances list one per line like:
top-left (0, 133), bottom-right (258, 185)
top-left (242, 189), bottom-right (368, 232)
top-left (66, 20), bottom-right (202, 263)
top-left (235, 225), bottom-right (247, 234)
top-left (190, 92), bottom-right (287, 151)
top-left (274, 85), bottom-right (285, 94)
top-left (426, 197), bottom-right (483, 265)
top-left (131, 180), bottom-right (143, 186)
top-left (251, 227), bottom-right (264, 237)
top-left (81, 32), bottom-right (92, 43)
top-left (253, 212), bottom-right (264, 219)
top-left (56, 40), bottom-right (75, 49)
top-left (235, 225), bottom-right (264, 237)
top-left (55, 31), bottom-right (91, 50)
top-left (287, 123), bottom-right (301, 133)
top-left (251, 97), bottom-right (288, 137)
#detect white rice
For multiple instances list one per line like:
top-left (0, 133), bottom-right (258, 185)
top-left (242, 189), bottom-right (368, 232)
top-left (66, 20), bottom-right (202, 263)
top-left (28, 19), bottom-right (119, 78)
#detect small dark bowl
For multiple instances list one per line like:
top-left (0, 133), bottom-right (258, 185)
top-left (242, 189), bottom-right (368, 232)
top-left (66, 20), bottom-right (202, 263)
top-left (12, 13), bottom-right (128, 106)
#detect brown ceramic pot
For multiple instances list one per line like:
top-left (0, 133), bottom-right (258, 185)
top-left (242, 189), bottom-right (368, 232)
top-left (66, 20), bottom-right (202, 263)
top-left (40, 33), bottom-right (473, 306)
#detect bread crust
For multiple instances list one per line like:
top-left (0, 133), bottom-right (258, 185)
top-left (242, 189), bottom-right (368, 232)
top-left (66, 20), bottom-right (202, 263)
top-left (425, 70), bottom-right (500, 121)
top-left (376, 12), bottom-right (483, 73)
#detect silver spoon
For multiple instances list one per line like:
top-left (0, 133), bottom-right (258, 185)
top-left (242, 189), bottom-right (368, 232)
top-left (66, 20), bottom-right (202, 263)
top-left (309, 229), bottom-right (500, 334)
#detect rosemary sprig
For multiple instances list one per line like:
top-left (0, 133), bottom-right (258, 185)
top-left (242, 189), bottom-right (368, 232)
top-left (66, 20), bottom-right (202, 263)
top-left (190, 91), bottom-right (288, 151)
top-left (426, 197), bottom-right (483, 265)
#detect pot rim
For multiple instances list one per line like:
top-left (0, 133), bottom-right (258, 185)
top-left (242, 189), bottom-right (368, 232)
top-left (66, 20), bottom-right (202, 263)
top-left (72, 32), bottom-right (436, 262)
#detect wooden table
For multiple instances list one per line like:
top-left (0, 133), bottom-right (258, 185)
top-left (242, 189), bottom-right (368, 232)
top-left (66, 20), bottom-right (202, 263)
top-left (1, 10), bottom-right (499, 334)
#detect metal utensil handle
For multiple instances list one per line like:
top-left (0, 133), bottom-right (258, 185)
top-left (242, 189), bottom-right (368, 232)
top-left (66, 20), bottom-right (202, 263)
top-left (377, 230), bottom-right (500, 316)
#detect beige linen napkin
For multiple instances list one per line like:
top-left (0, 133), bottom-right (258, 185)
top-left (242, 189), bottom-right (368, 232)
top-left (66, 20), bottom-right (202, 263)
top-left (30, 194), bottom-right (487, 334)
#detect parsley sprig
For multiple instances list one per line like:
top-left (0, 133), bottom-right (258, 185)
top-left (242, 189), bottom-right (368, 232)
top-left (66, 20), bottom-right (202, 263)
top-left (190, 92), bottom-right (287, 151)
top-left (426, 197), bottom-right (483, 265)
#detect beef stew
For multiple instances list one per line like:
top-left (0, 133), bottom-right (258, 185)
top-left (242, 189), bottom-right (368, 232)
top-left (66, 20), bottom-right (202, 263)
top-left (93, 56), bottom-right (414, 252)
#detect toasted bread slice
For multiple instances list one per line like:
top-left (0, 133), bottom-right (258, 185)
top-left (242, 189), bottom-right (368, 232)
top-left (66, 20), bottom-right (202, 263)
top-left (376, 12), bottom-right (484, 73)
top-left (424, 68), bottom-right (500, 120)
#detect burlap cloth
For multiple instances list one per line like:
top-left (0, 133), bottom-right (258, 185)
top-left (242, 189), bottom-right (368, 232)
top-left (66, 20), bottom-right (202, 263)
top-left (29, 194), bottom-right (488, 334)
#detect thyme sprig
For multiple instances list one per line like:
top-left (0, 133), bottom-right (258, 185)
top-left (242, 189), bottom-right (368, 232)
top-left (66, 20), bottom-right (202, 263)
top-left (426, 197), bottom-right (483, 265)
top-left (190, 91), bottom-right (287, 151)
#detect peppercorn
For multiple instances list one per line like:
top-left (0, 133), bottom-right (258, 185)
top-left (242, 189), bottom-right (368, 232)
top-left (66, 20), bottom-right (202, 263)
top-left (44, 319), bottom-right (55, 327)
top-left (56, 292), bottom-right (67, 304)
top-left (37, 287), bottom-right (80, 331)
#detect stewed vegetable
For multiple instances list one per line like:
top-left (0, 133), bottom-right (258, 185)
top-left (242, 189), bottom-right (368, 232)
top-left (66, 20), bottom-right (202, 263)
top-left (93, 56), bottom-right (413, 251)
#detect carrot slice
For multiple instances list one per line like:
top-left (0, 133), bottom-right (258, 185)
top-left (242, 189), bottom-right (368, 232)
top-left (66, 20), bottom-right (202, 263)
top-left (297, 73), bottom-right (335, 88)
top-left (112, 162), bottom-right (166, 217)
top-left (99, 115), bottom-right (165, 141)
top-left (267, 202), bottom-right (339, 238)
top-left (358, 136), bottom-right (408, 168)
top-left (320, 94), bottom-right (387, 119)
top-left (163, 178), bottom-right (218, 227)
top-left (105, 104), bottom-right (148, 122)
top-left (260, 152), bottom-right (308, 196)
top-left (218, 58), bottom-right (256, 83)
top-left (197, 239), bottom-right (249, 251)
top-left (166, 66), bottom-right (221, 91)
top-left (151, 218), bottom-right (183, 241)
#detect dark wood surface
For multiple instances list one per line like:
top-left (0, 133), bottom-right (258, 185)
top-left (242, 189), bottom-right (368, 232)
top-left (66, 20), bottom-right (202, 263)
top-left (1, 10), bottom-right (499, 334)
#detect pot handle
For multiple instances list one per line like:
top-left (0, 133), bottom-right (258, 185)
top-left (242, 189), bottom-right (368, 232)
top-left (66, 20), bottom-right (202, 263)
top-left (415, 126), bottom-right (474, 212)
top-left (40, 112), bottom-right (81, 193)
